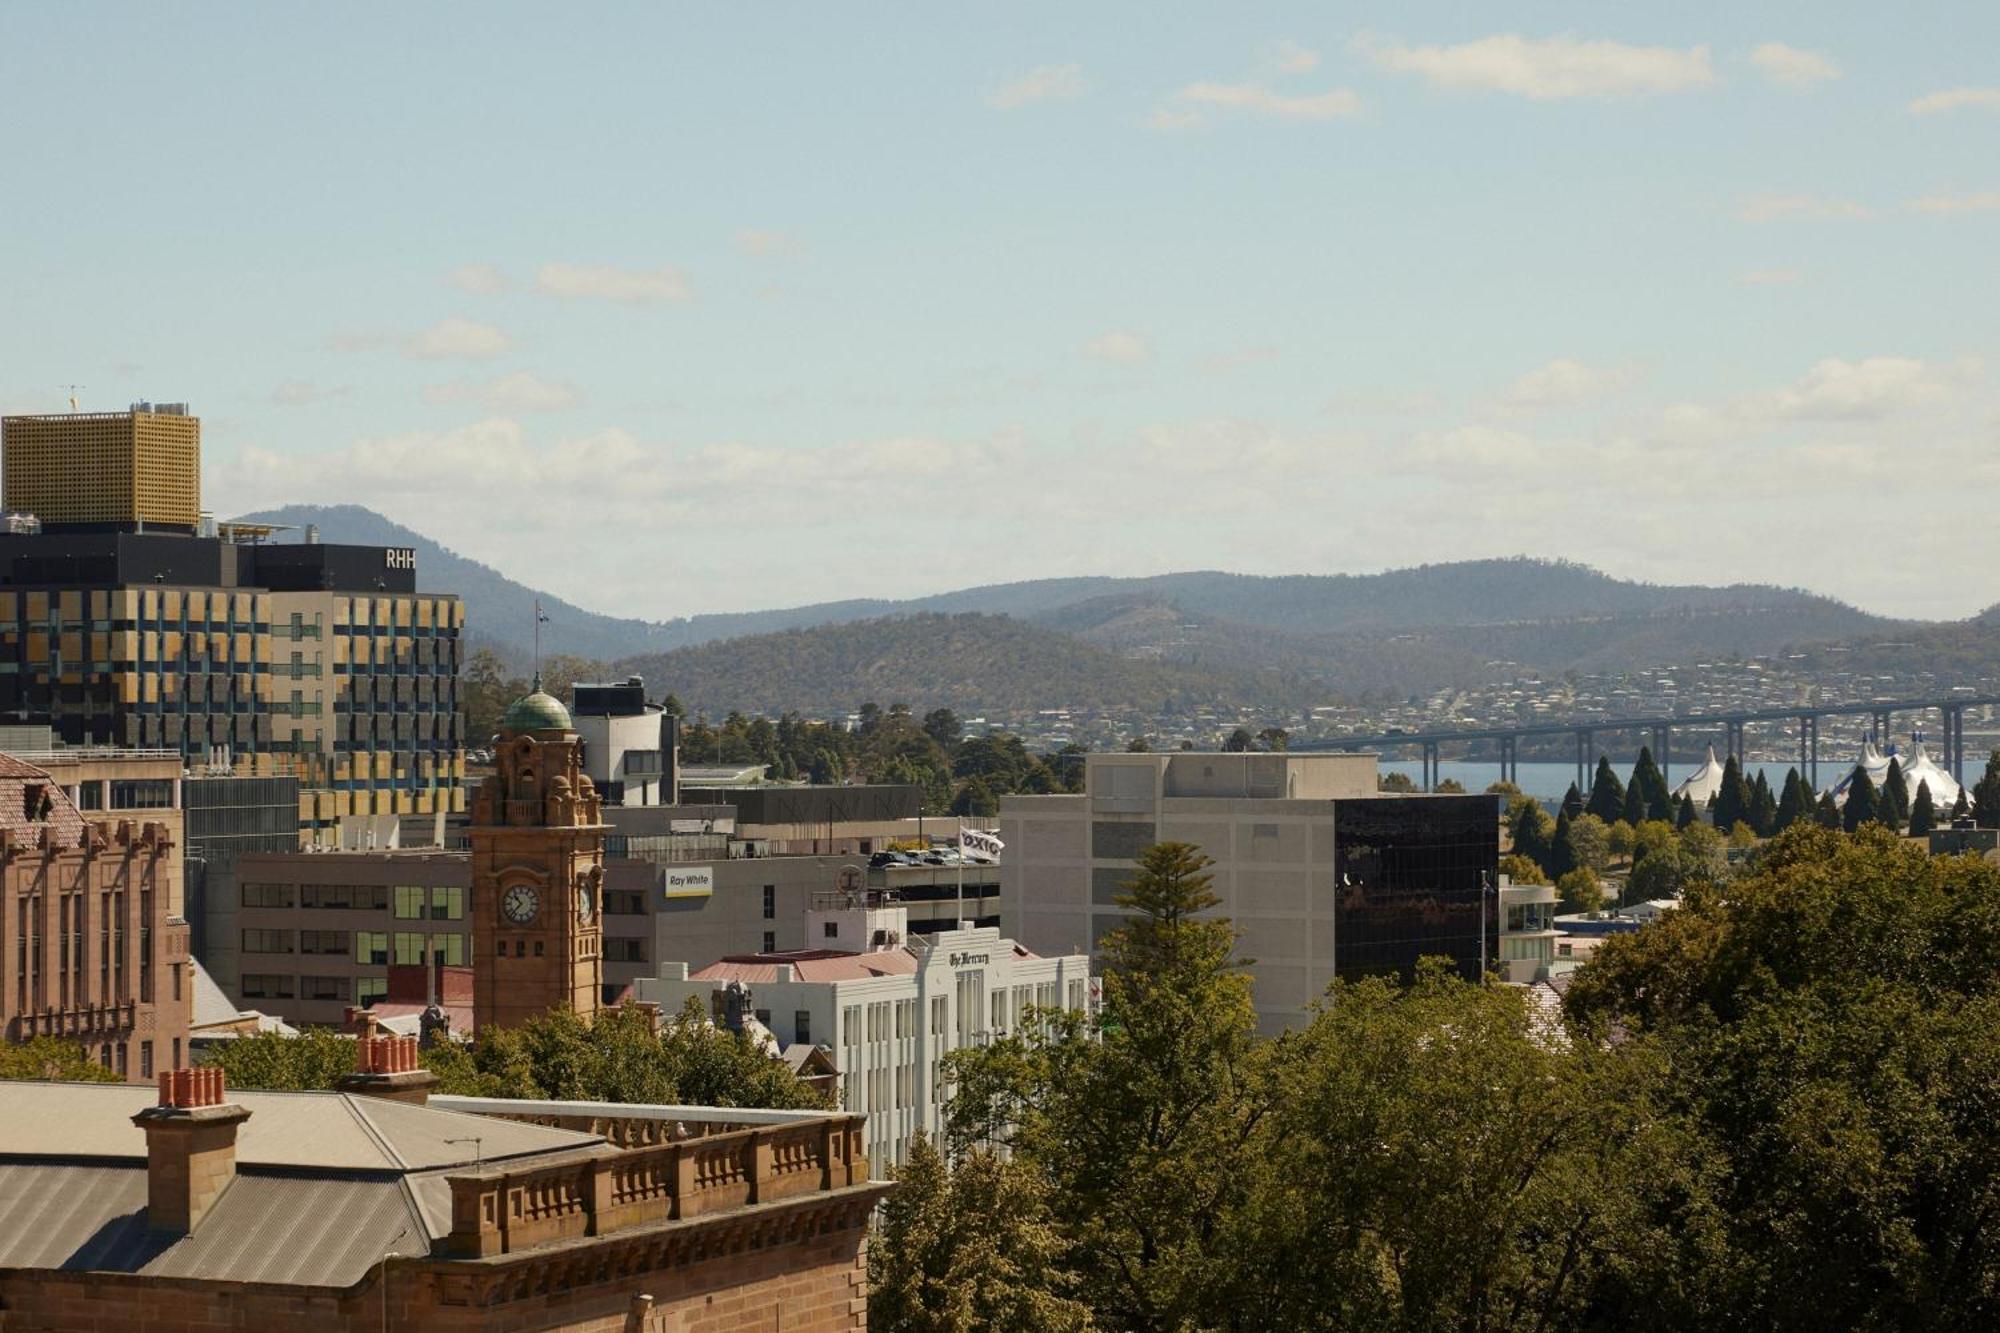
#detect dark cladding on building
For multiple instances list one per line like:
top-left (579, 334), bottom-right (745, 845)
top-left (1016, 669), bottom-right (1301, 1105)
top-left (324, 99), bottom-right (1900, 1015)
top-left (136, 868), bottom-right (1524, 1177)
top-left (1330, 794), bottom-right (1498, 982)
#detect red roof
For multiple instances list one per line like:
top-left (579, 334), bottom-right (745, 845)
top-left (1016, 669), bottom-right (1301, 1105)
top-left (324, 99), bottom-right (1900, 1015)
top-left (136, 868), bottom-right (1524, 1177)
top-left (0, 755), bottom-right (85, 848)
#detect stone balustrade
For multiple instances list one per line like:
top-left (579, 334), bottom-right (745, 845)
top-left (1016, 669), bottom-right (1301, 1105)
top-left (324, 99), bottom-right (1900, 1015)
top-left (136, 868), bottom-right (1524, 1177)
top-left (444, 1115), bottom-right (869, 1259)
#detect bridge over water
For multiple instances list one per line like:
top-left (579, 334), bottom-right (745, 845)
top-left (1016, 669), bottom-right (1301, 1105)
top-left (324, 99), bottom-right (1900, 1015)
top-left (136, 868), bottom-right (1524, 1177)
top-left (1291, 694), bottom-right (2000, 793)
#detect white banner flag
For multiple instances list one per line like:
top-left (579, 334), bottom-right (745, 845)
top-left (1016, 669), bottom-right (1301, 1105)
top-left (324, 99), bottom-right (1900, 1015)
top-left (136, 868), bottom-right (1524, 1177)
top-left (959, 827), bottom-right (1004, 857)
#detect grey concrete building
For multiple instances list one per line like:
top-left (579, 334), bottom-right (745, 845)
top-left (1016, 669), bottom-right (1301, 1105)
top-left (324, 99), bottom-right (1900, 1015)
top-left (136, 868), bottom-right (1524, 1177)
top-left (1000, 752), bottom-right (1498, 1034)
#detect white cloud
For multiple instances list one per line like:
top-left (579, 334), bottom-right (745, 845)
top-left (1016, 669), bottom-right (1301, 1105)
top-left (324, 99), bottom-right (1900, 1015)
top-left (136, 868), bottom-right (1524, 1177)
top-left (269, 380), bottom-right (349, 407)
top-left (1083, 332), bottom-right (1151, 364)
top-left (1736, 193), bottom-right (1871, 222)
top-left (1500, 358), bottom-right (1636, 412)
top-left (446, 264), bottom-right (508, 293)
top-left (1906, 190), bottom-right (2000, 215)
top-left (987, 64), bottom-right (1086, 109)
top-left (1748, 43), bottom-right (1841, 89)
top-left (1164, 80), bottom-right (1364, 124)
top-left (1266, 40), bottom-right (1321, 74)
top-left (534, 262), bottom-right (692, 305)
top-left (1357, 33), bottom-right (1716, 100)
top-left (1740, 268), bottom-right (1804, 285)
top-left (1764, 356), bottom-right (1982, 421)
top-left (424, 372), bottom-right (582, 412)
top-left (1907, 87), bottom-right (2000, 116)
top-left (733, 228), bottom-right (805, 260)
top-left (405, 317), bottom-right (512, 360)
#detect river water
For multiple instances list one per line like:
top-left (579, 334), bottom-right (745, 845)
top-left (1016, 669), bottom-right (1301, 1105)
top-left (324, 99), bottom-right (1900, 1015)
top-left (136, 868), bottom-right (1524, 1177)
top-left (1374, 757), bottom-right (1947, 806)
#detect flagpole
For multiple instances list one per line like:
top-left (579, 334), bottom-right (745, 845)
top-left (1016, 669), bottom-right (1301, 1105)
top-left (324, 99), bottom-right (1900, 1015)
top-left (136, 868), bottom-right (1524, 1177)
top-left (956, 815), bottom-right (965, 927)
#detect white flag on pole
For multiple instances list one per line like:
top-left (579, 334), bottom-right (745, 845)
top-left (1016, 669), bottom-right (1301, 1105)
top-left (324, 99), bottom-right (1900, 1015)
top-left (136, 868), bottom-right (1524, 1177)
top-left (959, 827), bottom-right (1004, 858)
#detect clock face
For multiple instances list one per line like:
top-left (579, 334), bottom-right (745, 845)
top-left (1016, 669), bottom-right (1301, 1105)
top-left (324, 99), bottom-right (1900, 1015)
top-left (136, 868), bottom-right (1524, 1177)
top-left (502, 884), bottom-right (540, 925)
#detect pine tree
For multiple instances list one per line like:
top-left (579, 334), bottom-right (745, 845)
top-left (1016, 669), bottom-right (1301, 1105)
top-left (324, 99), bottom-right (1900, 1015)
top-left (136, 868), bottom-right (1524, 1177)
top-left (1675, 792), bottom-right (1698, 829)
top-left (1773, 768), bottom-right (1809, 832)
top-left (1750, 771), bottom-right (1777, 836)
top-left (1585, 757), bottom-right (1626, 823)
top-left (1712, 756), bottom-right (1751, 834)
top-left (1620, 779), bottom-right (1647, 828)
top-left (1880, 757), bottom-right (1910, 831)
top-left (1510, 799), bottom-right (1555, 872)
top-left (1909, 781), bottom-right (1938, 838)
top-left (1548, 810), bottom-right (1576, 880)
top-left (1953, 788), bottom-right (1973, 823)
top-left (1631, 746), bottom-right (1673, 822)
top-left (1843, 768), bottom-right (1879, 833)
top-left (1976, 750), bottom-right (2000, 830)
top-left (1560, 782), bottom-right (1586, 821)
top-left (1815, 791), bottom-right (1842, 828)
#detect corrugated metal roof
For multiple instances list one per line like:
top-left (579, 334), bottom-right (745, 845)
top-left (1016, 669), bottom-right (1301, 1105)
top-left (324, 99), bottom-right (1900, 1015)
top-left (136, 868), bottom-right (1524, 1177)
top-left (0, 1163), bottom-right (431, 1288)
top-left (0, 1082), bottom-right (602, 1170)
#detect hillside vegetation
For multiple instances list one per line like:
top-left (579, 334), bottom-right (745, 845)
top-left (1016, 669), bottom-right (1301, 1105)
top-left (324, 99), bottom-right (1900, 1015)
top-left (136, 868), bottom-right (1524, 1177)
top-left (613, 612), bottom-right (1319, 717)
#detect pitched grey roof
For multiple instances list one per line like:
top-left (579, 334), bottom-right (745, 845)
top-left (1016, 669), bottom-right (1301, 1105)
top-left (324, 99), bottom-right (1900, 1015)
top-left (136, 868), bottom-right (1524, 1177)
top-left (0, 1162), bottom-right (432, 1287)
top-left (0, 1081), bottom-right (602, 1170)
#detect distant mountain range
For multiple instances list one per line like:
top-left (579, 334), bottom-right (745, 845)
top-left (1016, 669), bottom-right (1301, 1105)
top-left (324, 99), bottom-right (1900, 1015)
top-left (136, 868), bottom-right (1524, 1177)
top-left (237, 504), bottom-right (1923, 714)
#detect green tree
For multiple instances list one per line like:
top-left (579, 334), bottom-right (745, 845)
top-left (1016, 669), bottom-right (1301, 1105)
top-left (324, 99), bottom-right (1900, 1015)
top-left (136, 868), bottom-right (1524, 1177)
top-left (1125, 735), bottom-right (1153, 753)
top-left (1976, 749), bottom-right (2000, 829)
top-left (952, 776), bottom-right (999, 818)
top-left (1559, 781), bottom-right (1586, 820)
top-left (870, 1136), bottom-right (1094, 1333)
top-left (1879, 756), bottom-right (1910, 830)
top-left (206, 1026), bottom-right (361, 1091)
top-left (1952, 788), bottom-right (1973, 823)
top-left (944, 842), bottom-right (1261, 1331)
top-left (1675, 791), bottom-right (1698, 829)
top-left (922, 707), bottom-right (963, 748)
top-left (1566, 824), bottom-right (2000, 1328)
top-left (1508, 798), bottom-right (1556, 872)
top-left (1548, 810), bottom-right (1577, 879)
top-left (1556, 867), bottom-right (1605, 915)
top-left (1585, 756), bottom-right (1627, 823)
top-left (1434, 777), bottom-right (1466, 793)
top-left (1486, 779), bottom-right (1523, 799)
top-left (1255, 727), bottom-right (1290, 752)
top-left (1221, 727), bottom-right (1254, 753)
top-left (1499, 853), bottom-right (1549, 886)
top-left (1378, 771), bottom-right (1418, 793)
top-left (1606, 820), bottom-right (1636, 862)
top-left (1620, 778), bottom-right (1647, 828)
top-left (1909, 780), bottom-right (1937, 838)
top-left (1773, 768), bottom-right (1810, 832)
top-left (1563, 812), bottom-right (1611, 874)
top-left (0, 1036), bottom-right (123, 1083)
top-left (1749, 770), bottom-right (1778, 836)
top-left (1815, 790), bottom-right (1842, 828)
top-left (1630, 746), bottom-right (1673, 822)
top-left (1843, 768), bottom-right (1879, 833)
top-left (1711, 755), bottom-right (1752, 834)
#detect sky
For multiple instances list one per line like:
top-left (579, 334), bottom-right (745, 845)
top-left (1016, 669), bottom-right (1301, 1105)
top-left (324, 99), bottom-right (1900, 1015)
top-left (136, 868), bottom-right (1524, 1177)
top-left (2, 3), bottom-right (1996, 623)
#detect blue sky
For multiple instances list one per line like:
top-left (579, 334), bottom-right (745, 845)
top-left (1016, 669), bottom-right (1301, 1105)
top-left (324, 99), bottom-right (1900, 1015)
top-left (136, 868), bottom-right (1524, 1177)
top-left (2, 3), bottom-right (1996, 621)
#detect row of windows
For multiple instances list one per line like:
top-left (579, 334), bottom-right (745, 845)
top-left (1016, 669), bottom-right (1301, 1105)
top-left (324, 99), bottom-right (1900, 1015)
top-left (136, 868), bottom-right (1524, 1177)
top-left (243, 883), bottom-right (459, 913)
top-left (240, 974), bottom-right (388, 1004)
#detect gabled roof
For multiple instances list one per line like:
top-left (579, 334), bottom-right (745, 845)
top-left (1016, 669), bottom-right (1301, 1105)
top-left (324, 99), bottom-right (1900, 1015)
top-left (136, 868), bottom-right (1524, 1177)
top-left (693, 949), bottom-right (922, 984)
top-left (0, 1081), bottom-right (601, 1172)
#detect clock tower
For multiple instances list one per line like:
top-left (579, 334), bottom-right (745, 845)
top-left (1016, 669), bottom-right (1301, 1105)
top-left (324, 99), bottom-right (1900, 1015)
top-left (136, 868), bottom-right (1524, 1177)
top-left (469, 686), bottom-right (609, 1031)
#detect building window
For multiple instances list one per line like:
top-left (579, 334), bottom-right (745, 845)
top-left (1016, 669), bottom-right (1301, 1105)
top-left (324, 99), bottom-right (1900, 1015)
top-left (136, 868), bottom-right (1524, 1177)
top-left (762, 931), bottom-right (776, 953)
top-left (393, 932), bottom-right (428, 966)
top-left (240, 883), bottom-right (295, 909)
top-left (823, 921), bottom-right (839, 940)
top-left (139, 1041), bottom-right (154, 1079)
top-left (241, 973), bottom-right (295, 1000)
top-left (356, 977), bottom-right (387, 1006)
top-left (795, 1010), bottom-right (812, 1045)
top-left (1091, 820), bottom-right (1157, 860)
top-left (300, 929), bottom-right (349, 956)
top-left (763, 885), bottom-right (775, 919)
top-left (110, 779), bottom-right (175, 810)
top-left (354, 931), bottom-right (389, 965)
top-left (429, 886), bottom-right (464, 920)
top-left (393, 886), bottom-right (427, 919)
top-left (604, 938), bottom-right (647, 963)
top-left (241, 928), bottom-right (294, 954)
top-left (302, 976), bottom-right (350, 1001)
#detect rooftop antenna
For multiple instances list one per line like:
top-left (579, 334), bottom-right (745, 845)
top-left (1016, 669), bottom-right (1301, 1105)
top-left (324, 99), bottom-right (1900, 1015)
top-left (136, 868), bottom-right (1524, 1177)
top-left (533, 599), bottom-right (550, 690)
top-left (60, 384), bottom-right (84, 412)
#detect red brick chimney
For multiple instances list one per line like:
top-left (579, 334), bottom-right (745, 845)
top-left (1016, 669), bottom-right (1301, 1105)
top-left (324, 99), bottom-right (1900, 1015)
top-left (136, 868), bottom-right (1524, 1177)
top-left (130, 1068), bottom-right (251, 1234)
top-left (337, 1033), bottom-right (439, 1105)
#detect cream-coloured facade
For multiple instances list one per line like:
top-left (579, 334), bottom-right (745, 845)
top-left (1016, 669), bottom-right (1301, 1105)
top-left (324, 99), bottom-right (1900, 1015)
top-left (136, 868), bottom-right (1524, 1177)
top-left (2, 407), bottom-right (201, 529)
top-left (1001, 751), bottom-right (1498, 1034)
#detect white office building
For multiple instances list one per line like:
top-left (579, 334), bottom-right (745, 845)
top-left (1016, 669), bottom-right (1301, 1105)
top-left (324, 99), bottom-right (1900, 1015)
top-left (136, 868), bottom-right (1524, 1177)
top-left (636, 889), bottom-right (1093, 1168)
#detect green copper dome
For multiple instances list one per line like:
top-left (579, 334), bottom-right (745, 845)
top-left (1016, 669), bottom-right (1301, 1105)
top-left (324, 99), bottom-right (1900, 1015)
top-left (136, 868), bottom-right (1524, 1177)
top-left (502, 689), bottom-right (572, 733)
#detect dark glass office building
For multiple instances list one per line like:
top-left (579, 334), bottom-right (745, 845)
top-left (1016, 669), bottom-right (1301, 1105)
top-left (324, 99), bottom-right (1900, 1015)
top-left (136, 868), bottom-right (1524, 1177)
top-left (1332, 795), bottom-right (1499, 982)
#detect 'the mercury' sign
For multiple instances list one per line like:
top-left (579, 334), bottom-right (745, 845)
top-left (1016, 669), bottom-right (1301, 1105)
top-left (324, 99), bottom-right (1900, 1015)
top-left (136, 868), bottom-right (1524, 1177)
top-left (384, 548), bottom-right (416, 571)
